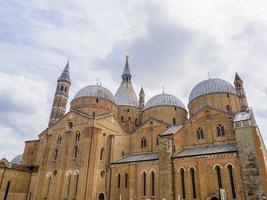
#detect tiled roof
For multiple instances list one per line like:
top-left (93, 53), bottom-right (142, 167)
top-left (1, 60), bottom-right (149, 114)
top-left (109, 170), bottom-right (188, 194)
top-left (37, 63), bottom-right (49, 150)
top-left (173, 143), bottom-right (237, 158)
top-left (112, 152), bottom-right (159, 164)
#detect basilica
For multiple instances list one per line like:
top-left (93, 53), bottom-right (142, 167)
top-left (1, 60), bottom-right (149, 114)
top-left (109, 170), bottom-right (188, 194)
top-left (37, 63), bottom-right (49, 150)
top-left (0, 56), bottom-right (267, 200)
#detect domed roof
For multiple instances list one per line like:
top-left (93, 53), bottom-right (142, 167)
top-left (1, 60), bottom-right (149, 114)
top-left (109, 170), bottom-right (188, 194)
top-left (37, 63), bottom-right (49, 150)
top-left (144, 93), bottom-right (186, 110)
top-left (189, 78), bottom-right (237, 102)
top-left (73, 85), bottom-right (116, 103)
top-left (115, 82), bottom-right (139, 107)
top-left (11, 154), bottom-right (23, 164)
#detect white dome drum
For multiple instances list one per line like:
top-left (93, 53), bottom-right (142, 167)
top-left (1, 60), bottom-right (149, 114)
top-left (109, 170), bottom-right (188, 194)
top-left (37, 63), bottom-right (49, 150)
top-left (144, 93), bottom-right (186, 110)
top-left (142, 93), bottom-right (187, 125)
top-left (73, 85), bottom-right (116, 103)
top-left (189, 78), bottom-right (237, 103)
top-left (71, 85), bottom-right (117, 115)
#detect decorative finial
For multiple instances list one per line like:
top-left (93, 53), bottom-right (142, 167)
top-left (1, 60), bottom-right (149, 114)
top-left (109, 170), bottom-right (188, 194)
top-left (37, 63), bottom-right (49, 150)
top-left (126, 54), bottom-right (129, 60)
top-left (162, 85), bottom-right (165, 94)
top-left (208, 72), bottom-right (211, 79)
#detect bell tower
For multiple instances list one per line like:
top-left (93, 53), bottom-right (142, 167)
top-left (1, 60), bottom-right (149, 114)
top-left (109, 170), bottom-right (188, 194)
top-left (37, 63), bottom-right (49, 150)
top-left (48, 60), bottom-right (71, 126)
top-left (234, 72), bottom-right (248, 111)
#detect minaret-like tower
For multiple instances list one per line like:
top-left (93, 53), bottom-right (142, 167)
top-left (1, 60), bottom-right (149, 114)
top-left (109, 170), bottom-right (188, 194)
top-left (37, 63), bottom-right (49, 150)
top-left (48, 60), bottom-right (71, 126)
top-left (234, 72), bottom-right (248, 111)
top-left (139, 87), bottom-right (145, 110)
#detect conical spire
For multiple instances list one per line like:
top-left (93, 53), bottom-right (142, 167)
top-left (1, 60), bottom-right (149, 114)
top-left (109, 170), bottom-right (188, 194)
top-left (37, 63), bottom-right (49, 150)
top-left (58, 59), bottom-right (71, 83)
top-left (235, 72), bottom-right (242, 81)
top-left (122, 55), bottom-right (132, 81)
top-left (140, 86), bottom-right (144, 94)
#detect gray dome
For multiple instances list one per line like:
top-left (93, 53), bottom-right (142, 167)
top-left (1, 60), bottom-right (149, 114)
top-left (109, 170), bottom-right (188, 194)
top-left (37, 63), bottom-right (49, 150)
top-left (73, 85), bottom-right (116, 103)
top-left (144, 93), bottom-right (186, 110)
top-left (11, 154), bottom-right (23, 164)
top-left (115, 82), bottom-right (138, 107)
top-left (189, 78), bottom-right (237, 102)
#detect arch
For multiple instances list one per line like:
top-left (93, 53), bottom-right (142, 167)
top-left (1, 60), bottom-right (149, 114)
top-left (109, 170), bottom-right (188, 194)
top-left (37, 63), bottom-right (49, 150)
top-left (73, 170), bottom-right (80, 176)
top-left (46, 174), bottom-right (52, 198)
top-left (151, 171), bottom-right (155, 197)
top-left (46, 172), bottom-right (53, 177)
top-left (213, 164), bottom-right (223, 170)
top-left (178, 167), bottom-right (186, 173)
top-left (98, 192), bottom-right (105, 200)
top-left (65, 170), bottom-right (72, 176)
top-left (4, 180), bottom-right (11, 200)
top-left (225, 163), bottom-right (235, 169)
top-left (196, 127), bottom-right (204, 140)
top-left (140, 169), bottom-right (148, 175)
top-left (60, 85), bottom-right (64, 91)
top-left (188, 166), bottom-right (197, 171)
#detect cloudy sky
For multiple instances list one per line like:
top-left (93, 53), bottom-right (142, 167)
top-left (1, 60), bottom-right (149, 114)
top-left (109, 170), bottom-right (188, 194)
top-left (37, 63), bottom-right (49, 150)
top-left (1, 0), bottom-right (267, 160)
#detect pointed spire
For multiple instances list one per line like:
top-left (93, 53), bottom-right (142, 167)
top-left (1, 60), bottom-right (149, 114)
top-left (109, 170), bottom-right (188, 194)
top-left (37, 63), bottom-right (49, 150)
top-left (235, 72), bottom-right (242, 81)
top-left (122, 55), bottom-right (132, 81)
top-left (58, 59), bottom-right (71, 83)
top-left (140, 86), bottom-right (144, 94)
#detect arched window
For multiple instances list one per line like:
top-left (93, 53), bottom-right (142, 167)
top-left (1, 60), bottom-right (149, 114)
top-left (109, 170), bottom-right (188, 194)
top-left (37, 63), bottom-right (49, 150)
top-left (75, 131), bottom-right (80, 142)
top-left (46, 174), bottom-right (52, 198)
top-left (57, 134), bottom-right (62, 144)
top-left (215, 166), bottom-right (223, 189)
top-left (64, 87), bottom-right (68, 92)
top-left (125, 173), bottom-right (128, 188)
top-left (54, 149), bottom-right (58, 161)
top-left (227, 165), bottom-right (236, 199)
top-left (190, 168), bottom-right (197, 199)
top-left (96, 98), bottom-right (99, 103)
top-left (135, 118), bottom-right (138, 125)
top-left (121, 116), bottom-right (124, 122)
top-left (73, 146), bottom-right (78, 159)
top-left (74, 173), bottom-right (79, 197)
top-left (60, 85), bottom-right (64, 91)
top-left (100, 148), bottom-right (105, 160)
top-left (4, 181), bottom-right (11, 200)
top-left (216, 124), bottom-right (225, 137)
top-left (151, 171), bottom-right (155, 197)
top-left (68, 122), bottom-right (73, 129)
top-left (141, 137), bottom-right (147, 148)
top-left (66, 174), bottom-right (71, 197)
top-left (173, 118), bottom-right (176, 125)
top-left (128, 117), bottom-right (131, 120)
top-left (196, 127), bottom-right (204, 140)
top-left (226, 105), bottom-right (231, 112)
top-left (180, 168), bottom-right (186, 199)
top-left (117, 173), bottom-right (121, 188)
top-left (142, 172), bottom-right (147, 196)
